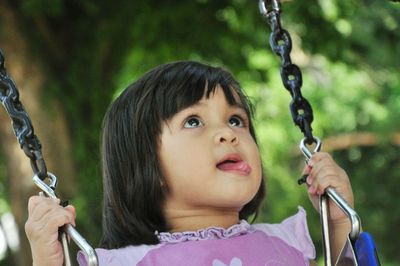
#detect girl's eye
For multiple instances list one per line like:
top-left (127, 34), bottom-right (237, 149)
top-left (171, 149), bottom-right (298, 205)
top-left (183, 117), bottom-right (203, 128)
top-left (229, 115), bottom-right (245, 127)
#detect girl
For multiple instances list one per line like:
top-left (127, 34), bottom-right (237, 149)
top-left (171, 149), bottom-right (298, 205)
top-left (25, 61), bottom-right (353, 265)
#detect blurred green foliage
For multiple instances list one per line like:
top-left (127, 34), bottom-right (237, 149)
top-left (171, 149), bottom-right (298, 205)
top-left (1, 0), bottom-right (399, 264)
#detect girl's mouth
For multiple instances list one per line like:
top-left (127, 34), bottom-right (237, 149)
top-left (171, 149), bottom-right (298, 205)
top-left (216, 154), bottom-right (252, 175)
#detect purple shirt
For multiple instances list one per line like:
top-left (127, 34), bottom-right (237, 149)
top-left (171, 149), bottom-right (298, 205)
top-left (78, 207), bottom-right (315, 265)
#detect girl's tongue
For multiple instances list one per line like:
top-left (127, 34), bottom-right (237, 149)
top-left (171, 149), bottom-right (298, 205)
top-left (217, 160), bottom-right (251, 175)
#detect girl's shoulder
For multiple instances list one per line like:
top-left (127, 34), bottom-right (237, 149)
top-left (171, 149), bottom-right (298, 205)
top-left (251, 206), bottom-right (316, 260)
top-left (77, 243), bottom-right (163, 266)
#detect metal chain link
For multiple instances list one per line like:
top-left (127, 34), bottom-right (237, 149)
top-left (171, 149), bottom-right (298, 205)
top-left (259, 0), bottom-right (316, 145)
top-left (0, 49), bottom-right (48, 179)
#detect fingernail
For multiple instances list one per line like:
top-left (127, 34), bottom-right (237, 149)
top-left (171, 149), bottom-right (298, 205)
top-left (306, 175), bottom-right (312, 185)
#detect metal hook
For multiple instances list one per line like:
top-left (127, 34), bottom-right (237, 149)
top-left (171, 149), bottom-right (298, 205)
top-left (300, 136), bottom-right (322, 160)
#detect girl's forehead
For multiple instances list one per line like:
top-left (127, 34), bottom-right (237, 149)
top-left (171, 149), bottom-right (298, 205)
top-left (199, 85), bottom-right (244, 106)
top-left (174, 89), bottom-right (243, 115)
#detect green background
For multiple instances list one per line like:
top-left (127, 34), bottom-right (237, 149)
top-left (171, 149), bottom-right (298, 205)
top-left (0, 0), bottom-right (399, 265)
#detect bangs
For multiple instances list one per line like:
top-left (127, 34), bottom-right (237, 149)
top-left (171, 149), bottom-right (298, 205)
top-left (155, 61), bottom-right (252, 121)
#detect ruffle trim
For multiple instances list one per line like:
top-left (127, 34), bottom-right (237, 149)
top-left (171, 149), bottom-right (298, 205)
top-left (156, 220), bottom-right (251, 243)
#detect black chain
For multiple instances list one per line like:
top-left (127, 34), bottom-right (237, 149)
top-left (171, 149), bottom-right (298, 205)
top-left (259, 0), bottom-right (316, 145)
top-left (0, 49), bottom-right (48, 180)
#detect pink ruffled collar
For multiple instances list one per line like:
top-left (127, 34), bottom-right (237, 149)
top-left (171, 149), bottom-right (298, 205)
top-left (156, 220), bottom-right (251, 243)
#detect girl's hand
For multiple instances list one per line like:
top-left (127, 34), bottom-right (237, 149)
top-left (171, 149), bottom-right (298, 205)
top-left (303, 152), bottom-right (354, 223)
top-left (25, 195), bottom-right (76, 266)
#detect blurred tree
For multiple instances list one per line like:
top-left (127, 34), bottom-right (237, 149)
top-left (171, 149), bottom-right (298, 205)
top-left (0, 0), bottom-right (399, 265)
top-left (0, 4), bottom-right (77, 265)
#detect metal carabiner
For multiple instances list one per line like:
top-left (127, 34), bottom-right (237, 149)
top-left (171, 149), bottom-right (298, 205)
top-left (297, 138), bottom-right (320, 185)
top-left (299, 136), bottom-right (322, 161)
top-left (33, 172), bottom-right (57, 197)
top-left (32, 173), bottom-right (98, 266)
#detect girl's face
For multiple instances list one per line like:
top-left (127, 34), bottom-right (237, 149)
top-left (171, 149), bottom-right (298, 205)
top-left (159, 86), bottom-right (262, 218)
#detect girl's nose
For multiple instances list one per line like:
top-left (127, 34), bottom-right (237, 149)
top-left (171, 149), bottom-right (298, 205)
top-left (214, 127), bottom-right (239, 145)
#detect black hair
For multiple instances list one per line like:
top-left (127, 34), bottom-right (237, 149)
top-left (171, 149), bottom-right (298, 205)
top-left (99, 61), bottom-right (265, 249)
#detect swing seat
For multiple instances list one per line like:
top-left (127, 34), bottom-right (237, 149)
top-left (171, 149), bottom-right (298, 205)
top-left (336, 232), bottom-right (380, 266)
top-left (355, 232), bottom-right (380, 266)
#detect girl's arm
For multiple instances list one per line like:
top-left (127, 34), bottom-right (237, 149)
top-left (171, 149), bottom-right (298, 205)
top-left (303, 152), bottom-right (354, 264)
top-left (329, 218), bottom-right (352, 263)
top-left (25, 195), bottom-right (76, 266)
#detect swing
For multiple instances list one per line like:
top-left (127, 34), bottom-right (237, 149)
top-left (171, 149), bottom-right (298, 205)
top-left (259, 1), bottom-right (381, 265)
top-left (0, 51), bottom-right (99, 266)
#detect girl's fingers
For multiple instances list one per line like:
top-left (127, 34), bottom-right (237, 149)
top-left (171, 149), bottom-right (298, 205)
top-left (47, 207), bottom-right (75, 230)
top-left (309, 173), bottom-right (343, 195)
top-left (43, 212), bottom-right (75, 233)
top-left (29, 197), bottom-right (62, 223)
top-left (306, 153), bottom-right (349, 193)
top-left (28, 196), bottom-right (59, 214)
top-left (309, 154), bottom-right (336, 176)
top-left (311, 166), bottom-right (345, 183)
top-left (304, 152), bottom-right (332, 185)
top-left (64, 205), bottom-right (76, 227)
top-left (302, 164), bottom-right (312, 175)
top-left (306, 173), bottom-right (314, 186)
top-left (26, 217), bottom-right (74, 245)
top-left (28, 196), bottom-right (49, 216)
top-left (26, 196), bottom-right (76, 240)
top-left (308, 152), bottom-right (331, 167)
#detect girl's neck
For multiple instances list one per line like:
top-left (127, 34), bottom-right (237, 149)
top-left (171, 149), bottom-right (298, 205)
top-left (165, 209), bottom-right (240, 232)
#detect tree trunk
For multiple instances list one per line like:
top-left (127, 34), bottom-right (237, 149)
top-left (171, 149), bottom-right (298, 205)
top-left (0, 4), bottom-right (77, 266)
